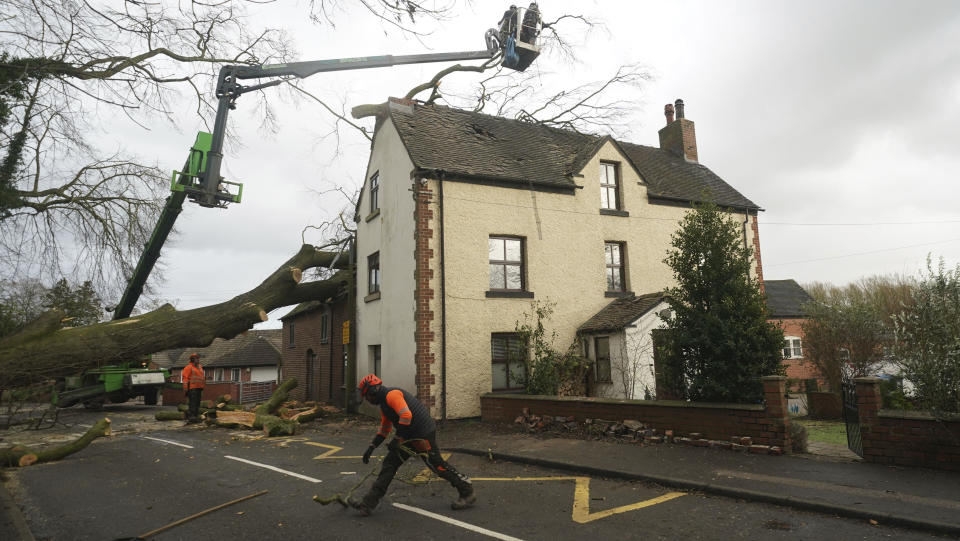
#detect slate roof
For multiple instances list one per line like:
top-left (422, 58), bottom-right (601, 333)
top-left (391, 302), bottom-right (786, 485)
top-left (153, 329), bottom-right (281, 370)
top-left (280, 301), bottom-right (324, 321)
top-left (388, 103), bottom-right (759, 210)
top-left (578, 292), bottom-right (669, 334)
top-left (764, 279), bottom-right (814, 318)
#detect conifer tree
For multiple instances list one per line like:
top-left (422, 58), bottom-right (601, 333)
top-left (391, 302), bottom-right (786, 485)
top-left (662, 201), bottom-right (784, 403)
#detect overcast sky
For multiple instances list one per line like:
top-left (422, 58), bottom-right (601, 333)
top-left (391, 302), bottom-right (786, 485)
top-left (126, 0), bottom-right (960, 328)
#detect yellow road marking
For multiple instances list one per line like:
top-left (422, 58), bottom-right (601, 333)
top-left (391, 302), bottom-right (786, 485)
top-left (302, 440), bottom-right (685, 523)
top-left (303, 441), bottom-right (362, 459)
top-left (471, 476), bottom-right (685, 523)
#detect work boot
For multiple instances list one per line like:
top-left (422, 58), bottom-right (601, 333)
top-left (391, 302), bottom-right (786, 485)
top-left (348, 497), bottom-right (373, 517)
top-left (450, 484), bottom-right (475, 510)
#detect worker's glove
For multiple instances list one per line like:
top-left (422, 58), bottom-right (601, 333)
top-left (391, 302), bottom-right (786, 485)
top-left (362, 445), bottom-right (375, 464)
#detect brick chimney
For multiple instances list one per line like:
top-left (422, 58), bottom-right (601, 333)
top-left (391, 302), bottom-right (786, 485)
top-left (658, 98), bottom-right (698, 163)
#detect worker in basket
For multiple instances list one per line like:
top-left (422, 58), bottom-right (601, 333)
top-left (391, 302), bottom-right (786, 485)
top-left (349, 374), bottom-right (476, 516)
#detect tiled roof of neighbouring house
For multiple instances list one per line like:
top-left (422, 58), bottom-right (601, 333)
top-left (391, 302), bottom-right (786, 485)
top-left (388, 103), bottom-right (759, 210)
top-left (152, 329), bottom-right (282, 369)
top-left (280, 300), bottom-right (324, 321)
top-left (764, 279), bottom-right (814, 318)
top-left (578, 292), bottom-right (669, 334)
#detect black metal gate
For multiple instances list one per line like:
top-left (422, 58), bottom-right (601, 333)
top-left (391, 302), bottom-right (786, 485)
top-left (841, 382), bottom-right (863, 457)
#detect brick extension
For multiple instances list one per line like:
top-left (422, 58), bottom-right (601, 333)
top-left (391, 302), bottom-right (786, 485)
top-left (482, 376), bottom-right (791, 449)
top-left (413, 181), bottom-right (436, 410)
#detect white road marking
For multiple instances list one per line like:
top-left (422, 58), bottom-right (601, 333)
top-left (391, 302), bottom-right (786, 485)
top-left (142, 436), bottom-right (194, 449)
top-left (340, 472), bottom-right (357, 475)
top-left (224, 455), bottom-right (322, 483)
top-left (392, 503), bottom-right (525, 541)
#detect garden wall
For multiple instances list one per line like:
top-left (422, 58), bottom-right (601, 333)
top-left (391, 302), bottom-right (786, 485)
top-left (161, 381), bottom-right (278, 406)
top-left (855, 378), bottom-right (960, 471)
top-left (807, 391), bottom-right (842, 420)
top-left (481, 376), bottom-right (791, 450)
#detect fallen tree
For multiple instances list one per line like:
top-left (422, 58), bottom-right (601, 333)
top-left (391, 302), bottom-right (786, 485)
top-left (0, 245), bottom-right (350, 389)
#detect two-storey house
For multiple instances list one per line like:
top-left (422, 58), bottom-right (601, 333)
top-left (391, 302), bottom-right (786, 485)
top-left (355, 97), bottom-right (762, 418)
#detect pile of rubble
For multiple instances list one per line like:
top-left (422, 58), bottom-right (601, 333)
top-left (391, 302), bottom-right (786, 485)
top-left (512, 408), bottom-right (783, 455)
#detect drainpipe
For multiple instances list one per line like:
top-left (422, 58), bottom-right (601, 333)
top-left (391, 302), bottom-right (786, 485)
top-left (742, 210), bottom-right (751, 279)
top-left (438, 173), bottom-right (448, 421)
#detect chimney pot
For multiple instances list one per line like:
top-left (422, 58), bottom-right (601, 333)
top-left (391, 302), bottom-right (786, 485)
top-left (674, 98), bottom-right (685, 119)
top-left (664, 104), bottom-right (675, 124)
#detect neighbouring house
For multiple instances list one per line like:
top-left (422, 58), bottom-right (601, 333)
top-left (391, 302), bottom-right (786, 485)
top-left (764, 279), bottom-right (820, 389)
top-left (154, 329), bottom-right (282, 404)
top-left (355, 97), bottom-right (763, 419)
top-left (280, 292), bottom-right (350, 407)
top-left (577, 292), bottom-right (671, 400)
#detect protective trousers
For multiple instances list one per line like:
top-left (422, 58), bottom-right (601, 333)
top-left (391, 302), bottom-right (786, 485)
top-left (362, 431), bottom-right (472, 509)
top-left (187, 388), bottom-right (203, 419)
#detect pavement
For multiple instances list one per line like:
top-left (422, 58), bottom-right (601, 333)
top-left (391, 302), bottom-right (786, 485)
top-left (3, 412), bottom-right (960, 539)
top-left (438, 421), bottom-right (960, 538)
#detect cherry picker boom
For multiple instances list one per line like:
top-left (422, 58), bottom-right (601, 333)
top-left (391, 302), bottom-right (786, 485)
top-left (53, 8), bottom-right (542, 408)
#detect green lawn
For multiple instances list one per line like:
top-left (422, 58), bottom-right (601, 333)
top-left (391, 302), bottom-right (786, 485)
top-left (794, 418), bottom-right (848, 446)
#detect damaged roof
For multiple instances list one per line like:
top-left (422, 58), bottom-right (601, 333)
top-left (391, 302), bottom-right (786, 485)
top-left (153, 329), bottom-right (281, 369)
top-left (388, 103), bottom-right (758, 210)
top-left (764, 279), bottom-right (814, 318)
top-left (578, 292), bottom-right (669, 334)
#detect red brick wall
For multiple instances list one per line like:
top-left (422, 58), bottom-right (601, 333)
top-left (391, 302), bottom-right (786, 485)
top-left (856, 378), bottom-right (960, 471)
top-left (413, 181), bottom-right (437, 410)
top-left (771, 317), bottom-right (823, 386)
top-left (281, 300), bottom-right (348, 406)
top-left (161, 382), bottom-right (239, 405)
top-left (751, 214), bottom-right (764, 284)
top-left (807, 392), bottom-right (842, 419)
top-left (482, 377), bottom-right (791, 449)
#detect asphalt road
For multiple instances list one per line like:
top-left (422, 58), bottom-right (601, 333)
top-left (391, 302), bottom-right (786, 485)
top-left (2, 406), bottom-right (951, 540)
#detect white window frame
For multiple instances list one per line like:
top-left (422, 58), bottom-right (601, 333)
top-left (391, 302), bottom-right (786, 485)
top-left (600, 161), bottom-right (620, 210)
top-left (782, 336), bottom-right (803, 359)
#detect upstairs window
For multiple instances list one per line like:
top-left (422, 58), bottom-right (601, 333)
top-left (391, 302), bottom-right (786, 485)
top-left (288, 322), bottom-right (295, 348)
top-left (783, 337), bottom-right (803, 359)
top-left (489, 236), bottom-right (525, 290)
top-left (600, 162), bottom-right (620, 210)
top-left (368, 252), bottom-right (381, 294)
top-left (369, 172), bottom-right (380, 213)
top-left (320, 307), bottom-right (330, 343)
top-left (604, 242), bottom-right (626, 292)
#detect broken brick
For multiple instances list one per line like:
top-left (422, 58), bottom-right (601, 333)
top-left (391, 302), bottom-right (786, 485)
top-left (749, 444), bottom-right (771, 454)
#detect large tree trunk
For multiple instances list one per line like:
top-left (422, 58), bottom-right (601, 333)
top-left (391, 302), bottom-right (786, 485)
top-left (0, 245), bottom-right (350, 389)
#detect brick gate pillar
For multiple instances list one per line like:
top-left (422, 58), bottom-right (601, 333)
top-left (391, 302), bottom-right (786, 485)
top-left (762, 375), bottom-right (791, 451)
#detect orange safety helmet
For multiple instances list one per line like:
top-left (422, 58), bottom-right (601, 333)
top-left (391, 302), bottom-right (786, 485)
top-left (189, 353), bottom-right (200, 362)
top-left (357, 374), bottom-right (382, 397)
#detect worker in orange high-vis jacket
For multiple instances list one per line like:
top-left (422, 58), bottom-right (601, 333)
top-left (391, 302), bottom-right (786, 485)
top-left (181, 354), bottom-right (205, 423)
top-left (350, 374), bottom-right (475, 516)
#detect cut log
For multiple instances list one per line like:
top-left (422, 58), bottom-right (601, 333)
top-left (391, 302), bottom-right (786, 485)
top-left (18, 454), bottom-right (37, 467)
top-left (290, 407), bottom-right (320, 423)
top-left (215, 411), bottom-right (256, 428)
top-left (155, 411), bottom-right (186, 421)
top-left (216, 394), bottom-right (232, 405)
top-left (261, 416), bottom-right (298, 437)
top-left (253, 378), bottom-right (298, 415)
